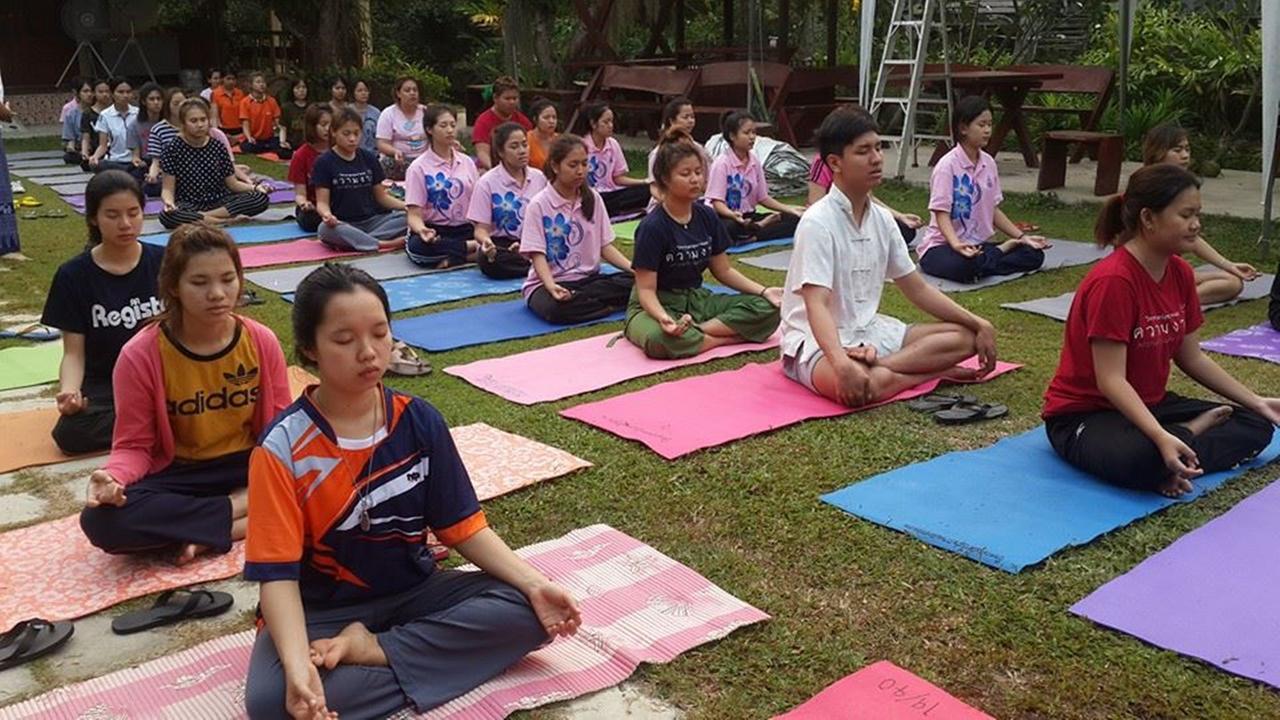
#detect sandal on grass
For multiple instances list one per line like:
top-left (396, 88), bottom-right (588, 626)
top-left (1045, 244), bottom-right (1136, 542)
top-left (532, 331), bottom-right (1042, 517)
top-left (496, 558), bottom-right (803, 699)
top-left (0, 618), bottom-right (74, 671)
top-left (237, 289), bottom-right (265, 307)
top-left (934, 401), bottom-right (1009, 425)
top-left (906, 392), bottom-right (977, 413)
top-left (388, 339), bottom-right (431, 376)
top-left (18, 196), bottom-right (42, 208)
top-left (111, 589), bottom-right (234, 635)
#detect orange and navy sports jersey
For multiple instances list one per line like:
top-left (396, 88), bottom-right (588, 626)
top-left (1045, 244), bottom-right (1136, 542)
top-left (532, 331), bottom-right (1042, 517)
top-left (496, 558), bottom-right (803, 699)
top-left (244, 386), bottom-right (486, 606)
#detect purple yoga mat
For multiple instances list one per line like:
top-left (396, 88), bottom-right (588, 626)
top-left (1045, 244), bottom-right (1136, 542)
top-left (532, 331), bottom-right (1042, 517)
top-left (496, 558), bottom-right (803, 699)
top-left (64, 190), bottom-right (293, 215)
top-left (1071, 479), bottom-right (1280, 689)
top-left (1202, 323), bottom-right (1280, 365)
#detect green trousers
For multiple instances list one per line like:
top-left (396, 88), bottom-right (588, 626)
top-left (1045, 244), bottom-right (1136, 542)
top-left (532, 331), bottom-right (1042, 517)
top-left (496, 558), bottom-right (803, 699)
top-left (625, 286), bottom-right (780, 359)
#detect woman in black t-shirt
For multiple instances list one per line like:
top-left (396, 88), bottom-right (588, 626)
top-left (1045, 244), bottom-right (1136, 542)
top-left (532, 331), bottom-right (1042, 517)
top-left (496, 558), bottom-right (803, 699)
top-left (157, 97), bottom-right (270, 230)
top-left (40, 171), bottom-right (166, 453)
top-left (624, 129), bottom-right (783, 359)
top-left (78, 79), bottom-right (112, 172)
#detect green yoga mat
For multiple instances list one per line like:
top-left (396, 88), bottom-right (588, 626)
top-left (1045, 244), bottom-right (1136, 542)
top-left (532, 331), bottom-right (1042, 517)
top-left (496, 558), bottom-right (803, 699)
top-left (613, 205), bottom-right (773, 242)
top-left (0, 343), bottom-right (62, 391)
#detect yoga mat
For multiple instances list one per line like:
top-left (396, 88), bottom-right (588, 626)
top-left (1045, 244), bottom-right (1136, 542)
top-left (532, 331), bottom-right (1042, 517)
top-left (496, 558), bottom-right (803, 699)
top-left (48, 180), bottom-right (88, 196)
top-left (0, 367), bottom-right (317, 476)
top-left (821, 428), bottom-right (1280, 573)
top-left (66, 189), bottom-right (293, 215)
top-left (774, 660), bottom-right (995, 719)
top-left (1070, 479), bottom-right (1280, 689)
top-left (393, 299), bottom-right (623, 352)
top-left (0, 524), bottom-right (769, 720)
top-left (453, 422), bottom-right (592, 500)
top-left (247, 252), bottom-right (433, 293)
top-left (0, 342), bottom-right (61, 391)
top-left (297, 265), bottom-right (620, 314)
top-left (15, 168), bottom-right (93, 181)
top-left (447, 330), bottom-right (781, 405)
top-left (0, 515), bottom-right (248, 633)
top-left (133, 206), bottom-right (295, 237)
top-left (562, 357), bottom-right (1022, 460)
top-left (140, 220), bottom-right (310, 247)
top-left (1003, 273), bottom-right (1276, 322)
top-left (6, 159), bottom-right (71, 172)
top-left (7, 150), bottom-right (66, 161)
top-left (239, 238), bottom-right (373, 268)
top-left (1203, 323), bottom-right (1280, 364)
top-left (740, 249), bottom-right (791, 271)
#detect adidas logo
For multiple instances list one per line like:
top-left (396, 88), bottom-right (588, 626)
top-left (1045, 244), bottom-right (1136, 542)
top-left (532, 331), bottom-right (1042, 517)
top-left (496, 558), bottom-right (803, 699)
top-left (223, 364), bottom-right (259, 387)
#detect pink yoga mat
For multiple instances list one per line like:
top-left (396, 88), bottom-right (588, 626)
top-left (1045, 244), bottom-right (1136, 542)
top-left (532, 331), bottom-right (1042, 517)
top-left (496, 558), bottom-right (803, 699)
top-left (237, 237), bottom-right (370, 268)
top-left (1, 525), bottom-right (768, 720)
top-left (774, 660), bottom-right (995, 719)
top-left (446, 331), bottom-right (781, 405)
top-left (561, 358), bottom-right (1022, 459)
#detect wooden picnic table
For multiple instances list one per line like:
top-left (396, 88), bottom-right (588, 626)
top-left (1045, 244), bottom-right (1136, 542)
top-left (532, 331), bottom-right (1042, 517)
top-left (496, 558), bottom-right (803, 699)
top-left (922, 69), bottom-right (1064, 168)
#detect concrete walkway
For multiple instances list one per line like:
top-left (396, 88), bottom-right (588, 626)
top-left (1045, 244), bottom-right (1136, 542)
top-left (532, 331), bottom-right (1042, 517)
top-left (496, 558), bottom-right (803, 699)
top-left (0, 379), bottom-right (680, 718)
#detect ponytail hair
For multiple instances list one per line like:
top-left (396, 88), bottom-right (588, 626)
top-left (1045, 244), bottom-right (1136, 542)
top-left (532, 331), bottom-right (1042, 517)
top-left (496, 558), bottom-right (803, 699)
top-left (545, 134), bottom-right (595, 222)
top-left (720, 110), bottom-right (754, 144)
top-left (650, 127), bottom-right (703, 192)
top-left (1094, 164), bottom-right (1201, 247)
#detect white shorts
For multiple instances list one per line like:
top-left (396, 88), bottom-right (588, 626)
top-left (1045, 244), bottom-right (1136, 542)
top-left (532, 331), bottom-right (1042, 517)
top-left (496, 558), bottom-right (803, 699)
top-left (782, 315), bottom-right (909, 393)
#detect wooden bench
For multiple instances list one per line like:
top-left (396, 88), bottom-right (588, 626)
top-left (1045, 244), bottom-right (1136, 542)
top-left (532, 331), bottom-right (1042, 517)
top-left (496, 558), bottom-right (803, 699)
top-left (686, 61), bottom-right (791, 143)
top-left (568, 64), bottom-right (700, 138)
top-left (1037, 130), bottom-right (1124, 196)
top-left (1006, 64), bottom-right (1115, 162)
top-left (772, 65), bottom-right (858, 147)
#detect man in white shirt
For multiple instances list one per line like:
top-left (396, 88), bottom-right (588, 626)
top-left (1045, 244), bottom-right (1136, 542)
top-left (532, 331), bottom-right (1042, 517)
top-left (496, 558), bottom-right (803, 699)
top-left (780, 109), bottom-right (998, 406)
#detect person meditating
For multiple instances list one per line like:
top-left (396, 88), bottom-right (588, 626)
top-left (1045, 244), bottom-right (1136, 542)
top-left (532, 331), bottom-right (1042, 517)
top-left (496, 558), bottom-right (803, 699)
top-left (1043, 163), bottom-right (1277, 497)
top-left (779, 109), bottom-right (999, 407)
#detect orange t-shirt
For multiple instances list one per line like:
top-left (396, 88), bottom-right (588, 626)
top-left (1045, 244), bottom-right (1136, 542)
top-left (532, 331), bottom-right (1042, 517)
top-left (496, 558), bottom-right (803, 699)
top-left (239, 95), bottom-right (281, 141)
top-left (528, 132), bottom-right (557, 175)
top-left (159, 321), bottom-right (261, 461)
top-left (211, 87), bottom-right (246, 129)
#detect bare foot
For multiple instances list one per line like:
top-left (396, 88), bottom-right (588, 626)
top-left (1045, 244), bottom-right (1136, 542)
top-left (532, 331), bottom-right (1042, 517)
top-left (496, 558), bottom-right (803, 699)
top-left (940, 364), bottom-right (982, 382)
top-left (309, 622), bottom-right (388, 670)
top-left (175, 543), bottom-right (210, 566)
top-left (1180, 405), bottom-right (1233, 436)
top-left (1158, 474), bottom-right (1195, 498)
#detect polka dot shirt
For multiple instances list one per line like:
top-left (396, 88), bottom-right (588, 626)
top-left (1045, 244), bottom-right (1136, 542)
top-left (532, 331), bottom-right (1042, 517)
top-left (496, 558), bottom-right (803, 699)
top-left (159, 136), bottom-right (236, 206)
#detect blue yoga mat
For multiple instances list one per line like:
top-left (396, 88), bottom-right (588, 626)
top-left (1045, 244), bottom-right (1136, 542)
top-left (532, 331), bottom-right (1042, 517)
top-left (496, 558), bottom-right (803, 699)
top-left (140, 222), bottom-right (309, 247)
top-left (821, 428), bottom-right (1280, 573)
top-left (726, 237), bottom-right (793, 255)
top-left (286, 266), bottom-right (624, 314)
top-left (389, 283), bottom-right (731, 351)
top-left (392, 299), bottom-right (624, 352)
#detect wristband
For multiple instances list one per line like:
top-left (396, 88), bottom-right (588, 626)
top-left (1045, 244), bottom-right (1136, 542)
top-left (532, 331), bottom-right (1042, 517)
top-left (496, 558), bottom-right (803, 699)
top-left (758, 287), bottom-right (768, 297)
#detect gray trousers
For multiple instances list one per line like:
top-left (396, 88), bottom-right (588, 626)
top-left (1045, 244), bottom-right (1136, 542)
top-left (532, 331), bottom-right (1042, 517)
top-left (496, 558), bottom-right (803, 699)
top-left (244, 570), bottom-right (547, 720)
top-left (318, 211), bottom-right (409, 252)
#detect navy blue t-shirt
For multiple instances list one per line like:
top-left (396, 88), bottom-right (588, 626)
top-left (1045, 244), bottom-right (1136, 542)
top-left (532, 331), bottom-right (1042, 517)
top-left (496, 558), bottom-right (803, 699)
top-left (40, 244), bottom-right (166, 393)
top-left (632, 202), bottom-right (731, 291)
top-left (311, 148), bottom-right (386, 223)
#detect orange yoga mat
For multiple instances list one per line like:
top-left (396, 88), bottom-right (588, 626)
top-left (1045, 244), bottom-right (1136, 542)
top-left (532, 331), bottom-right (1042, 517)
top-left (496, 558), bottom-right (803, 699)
top-left (0, 367), bottom-right (318, 475)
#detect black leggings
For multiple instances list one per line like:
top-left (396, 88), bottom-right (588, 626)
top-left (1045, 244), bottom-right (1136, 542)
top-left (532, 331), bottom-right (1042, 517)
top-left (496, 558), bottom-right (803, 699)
top-left (526, 273), bottom-right (635, 324)
top-left (51, 388), bottom-right (114, 455)
top-left (477, 237), bottom-right (529, 279)
top-left (1269, 267), bottom-right (1280, 332)
top-left (720, 211), bottom-right (800, 246)
top-left (1045, 393), bottom-right (1273, 492)
top-left (919, 242), bottom-right (1045, 283)
top-left (599, 185), bottom-right (651, 219)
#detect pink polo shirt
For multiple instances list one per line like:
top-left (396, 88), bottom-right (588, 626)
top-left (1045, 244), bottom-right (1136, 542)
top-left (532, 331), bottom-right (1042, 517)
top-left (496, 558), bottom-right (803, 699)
top-left (466, 164), bottom-right (548, 239)
top-left (706, 149), bottom-right (768, 213)
top-left (404, 146), bottom-right (480, 226)
top-left (519, 184), bottom-right (614, 297)
top-left (916, 144), bottom-right (1004, 257)
top-left (584, 134), bottom-right (629, 192)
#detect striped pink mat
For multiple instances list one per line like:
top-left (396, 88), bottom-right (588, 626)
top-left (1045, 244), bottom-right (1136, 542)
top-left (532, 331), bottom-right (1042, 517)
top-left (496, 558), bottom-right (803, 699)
top-left (0, 423), bottom-right (587, 631)
top-left (1, 525), bottom-right (768, 719)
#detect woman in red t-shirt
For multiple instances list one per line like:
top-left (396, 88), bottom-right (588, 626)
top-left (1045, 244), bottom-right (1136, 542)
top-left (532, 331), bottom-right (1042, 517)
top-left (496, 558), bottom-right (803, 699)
top-left (1043, 164), bottom-right (1277, 497)
top-left (287, 104), bottom-right (332, 233)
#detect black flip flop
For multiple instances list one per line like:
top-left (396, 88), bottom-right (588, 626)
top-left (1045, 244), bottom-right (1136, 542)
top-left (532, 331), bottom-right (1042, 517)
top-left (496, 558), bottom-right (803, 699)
top-left (237, 289), bottom-right (265, 307)
top-left (111, 589), bottom-right (234, 635)
top-left (0, 618), bottom-right (74, 670)
top-left (906, 393), bottom-right (977, 413)
top-left (934, 401), bottom-right (1009, 425)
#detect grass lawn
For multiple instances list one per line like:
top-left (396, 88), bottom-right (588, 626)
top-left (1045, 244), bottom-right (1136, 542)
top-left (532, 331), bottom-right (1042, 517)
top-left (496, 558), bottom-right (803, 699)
top-left (3, 134), bottom-right (1280, 719)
